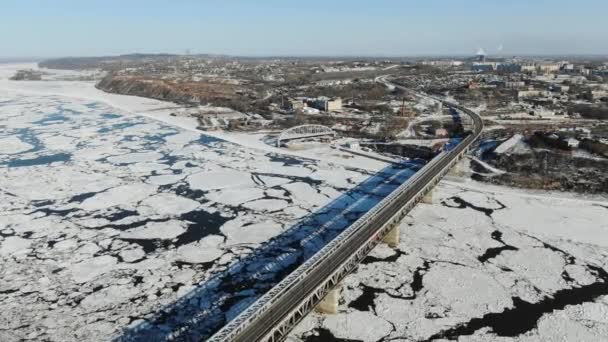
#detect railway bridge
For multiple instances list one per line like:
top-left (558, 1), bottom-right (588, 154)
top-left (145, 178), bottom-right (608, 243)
top-left (209, 83), bottom-right (483, 342)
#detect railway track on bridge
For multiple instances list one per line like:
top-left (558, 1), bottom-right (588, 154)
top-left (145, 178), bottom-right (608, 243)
top-left (208, 82), bottom-right (484, 342)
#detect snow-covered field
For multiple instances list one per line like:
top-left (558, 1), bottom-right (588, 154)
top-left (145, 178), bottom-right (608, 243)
top-left (0, 64), bottom-right (422, 341)
top-left (288, 179), bottom-right (608, 342)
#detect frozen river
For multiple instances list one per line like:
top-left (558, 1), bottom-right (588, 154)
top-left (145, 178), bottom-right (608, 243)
top-left (0, 74), bottom-right (422, 341)
top-left (2, 65), bottom-right (608, 342)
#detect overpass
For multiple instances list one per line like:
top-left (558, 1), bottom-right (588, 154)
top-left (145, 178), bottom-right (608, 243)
top-left (276, 125), bottom-right (336, 147)
top-left (209, 83), bottom-right (483, 342)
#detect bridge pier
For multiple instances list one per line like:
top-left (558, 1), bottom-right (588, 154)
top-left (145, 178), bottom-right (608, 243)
top-left (315, 286), bottom-right (341, 314)
top-left (422, 189), bottom-right (434, 204)
top-left (382, 226), bottom-right (400, 247)
top-left (449, 159), bottom-right (463, 177)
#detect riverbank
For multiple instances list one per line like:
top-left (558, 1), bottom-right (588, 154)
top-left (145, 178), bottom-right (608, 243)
top-left (0, 63), bottom-right (388, 172)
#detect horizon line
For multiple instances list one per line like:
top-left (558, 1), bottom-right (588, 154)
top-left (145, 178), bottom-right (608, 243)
top-left (2, 52), bottom-right (608, 63)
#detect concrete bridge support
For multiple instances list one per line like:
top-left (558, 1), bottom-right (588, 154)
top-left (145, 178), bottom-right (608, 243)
top-left (315, 286), bottom-right (341, 314)
top-left (382, 226), bottom-right (400, 247)
top-left (449, 159), bottom-right (463, 177)
top-left (422, 189), bottom-right (434, 204)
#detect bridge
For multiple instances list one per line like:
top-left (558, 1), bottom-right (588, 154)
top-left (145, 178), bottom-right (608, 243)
top-left (209, 83), bottom-right (483, 342)
top-left (276, 124), bottom-right (336, 147)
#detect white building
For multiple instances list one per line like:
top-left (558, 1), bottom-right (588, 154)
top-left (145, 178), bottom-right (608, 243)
top-left (567, 138), bottom-right (580, 148)
top-left (538, 63), bottom-right (561, 74)
top-left (309, 97), bottom-right (343, 112)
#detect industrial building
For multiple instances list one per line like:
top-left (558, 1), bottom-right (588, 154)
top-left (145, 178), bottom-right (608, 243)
top-left (308, 97), bottom-right (343, 112)
top-left (282, 98), bottom-right (305, 112)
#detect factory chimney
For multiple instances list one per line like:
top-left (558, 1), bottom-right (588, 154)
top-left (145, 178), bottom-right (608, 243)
top-left (476, 48), bottom-right (487, 62)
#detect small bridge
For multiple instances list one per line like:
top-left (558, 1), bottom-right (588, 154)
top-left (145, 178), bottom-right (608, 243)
top-left (276, 125), bottom-right (336, 147)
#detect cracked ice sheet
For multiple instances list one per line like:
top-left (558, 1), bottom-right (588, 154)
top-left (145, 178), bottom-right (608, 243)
top-left (0, 136), bottom-right (34, 154)
top-left (0, 85), bottom-right (398, 341)
top-left (288, 180), bottom-right (608, 342)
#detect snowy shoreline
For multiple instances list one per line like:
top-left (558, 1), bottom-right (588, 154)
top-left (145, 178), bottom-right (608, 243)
top-left (0, 63), bottom-right (387, 172)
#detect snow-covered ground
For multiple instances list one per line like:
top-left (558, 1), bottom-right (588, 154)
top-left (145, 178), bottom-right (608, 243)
top-left (288, 178), bottom-right (608, 342)
top-left (467, 156), bottom-right (507, 176)
top-left (494, 134), bottom-right (530, 155)
top-left (0, 64), bottom-right (423, 341)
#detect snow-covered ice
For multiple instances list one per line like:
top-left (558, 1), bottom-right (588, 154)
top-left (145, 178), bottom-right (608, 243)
top-left (0, 64), bottom-right (420, 341)
top-left (288, 179), bottom-right (608, 342)
top-left (0, 136), bottom-right (34, 154)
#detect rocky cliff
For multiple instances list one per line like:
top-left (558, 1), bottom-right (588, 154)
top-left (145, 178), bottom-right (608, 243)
top-left (96, 75), bottom-right (204, 105)
top-left (96, 74), bottom-right (270, 114)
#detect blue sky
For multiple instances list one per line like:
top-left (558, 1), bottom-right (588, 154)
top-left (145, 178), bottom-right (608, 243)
top-left (2, 0), bottom-right (607, 57)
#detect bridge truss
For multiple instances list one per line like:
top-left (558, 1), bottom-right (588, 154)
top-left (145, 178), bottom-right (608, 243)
top-left (276, 125), bottom-right (336, 147)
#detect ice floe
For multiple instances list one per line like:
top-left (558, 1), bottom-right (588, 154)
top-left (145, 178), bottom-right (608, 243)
top-left (289, 180), bottom-right (608, 342)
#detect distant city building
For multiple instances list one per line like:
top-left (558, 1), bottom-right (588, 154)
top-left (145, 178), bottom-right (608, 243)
top-left (497, 63), bottom-right (522, 73)
top-left (422, 60), bottom-right (464, 67)
top-left (472, 62), bottom-right (497, 72)
top-left (576, 66), bottom-right (591, 75)
top-left (594, 70), bottom-right (608, 77)
top-left (590, 90), bottom-right (608, 100)
top-left (550, 84), bottom-right (569, 93)
top-left (505, 81), bottom-right (526, 89)
top-left (321, 65), bottom-right (376, 73)
top-left (283, 98), bottom-right (305, 112)
top-left (562, 63), bottom-right (575, 71)
top-left (520, 63), bottom-right (537, 73)
top-left (518, 90), bottom-right (551, 99)
top-left (316, 79), bottom-right (356, 86)
top-left (538, 63), bottom-right (561, 74)
top-left (307, 97), bottom-right (342, 112)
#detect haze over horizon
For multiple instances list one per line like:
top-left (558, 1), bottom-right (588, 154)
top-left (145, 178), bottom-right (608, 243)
top-left (2, 0), bottom-right (608, 58)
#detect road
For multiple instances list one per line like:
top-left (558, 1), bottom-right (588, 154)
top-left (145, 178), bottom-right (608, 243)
top-left (208, 79), bottom-right (484, 342)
